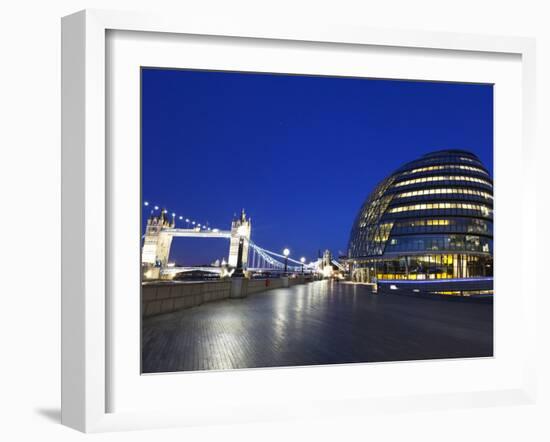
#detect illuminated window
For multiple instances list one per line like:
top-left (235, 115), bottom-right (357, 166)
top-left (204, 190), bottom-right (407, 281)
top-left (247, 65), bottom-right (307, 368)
top-left (425, 219), bottom-right (450, 226)
top-left (373, 222), bottom-right (394, 242)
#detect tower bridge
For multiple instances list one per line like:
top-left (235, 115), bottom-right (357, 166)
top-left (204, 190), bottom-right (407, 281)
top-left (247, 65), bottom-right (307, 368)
top-left (141, 208), bottom-right (318, 280)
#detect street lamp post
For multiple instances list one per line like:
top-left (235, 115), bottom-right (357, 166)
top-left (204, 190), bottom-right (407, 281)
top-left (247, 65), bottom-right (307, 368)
top-left (232, 236), bottom-right (245, 278)
top-left (300, 257), bottom-right (306, 274)
top-left (283, 248), bottom-right (290, 275)
top-left (232, 225), bottom-right (248, 278)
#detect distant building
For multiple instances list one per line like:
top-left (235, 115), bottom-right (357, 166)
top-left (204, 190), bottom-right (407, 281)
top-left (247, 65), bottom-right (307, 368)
top-left (347, 150), bottom-right (493, 285)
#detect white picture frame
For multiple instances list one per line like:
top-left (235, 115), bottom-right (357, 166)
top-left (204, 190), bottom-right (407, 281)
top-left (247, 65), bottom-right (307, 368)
top-left (61, 9), bottom-right (537, 433)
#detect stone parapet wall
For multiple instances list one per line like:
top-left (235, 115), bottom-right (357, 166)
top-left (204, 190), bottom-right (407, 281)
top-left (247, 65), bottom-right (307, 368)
top-left (142, 280), bottom-right (231, 317)
top-left (143, 276), bottom-right (313, 317)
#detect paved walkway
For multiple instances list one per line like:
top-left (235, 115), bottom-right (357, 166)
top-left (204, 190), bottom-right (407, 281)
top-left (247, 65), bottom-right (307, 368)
top-left (142, 280), bottom-right (493, 373)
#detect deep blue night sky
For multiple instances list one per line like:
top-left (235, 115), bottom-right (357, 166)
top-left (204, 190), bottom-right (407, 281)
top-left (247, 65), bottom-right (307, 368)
top-left (142, 68), bottom-right (493, 266)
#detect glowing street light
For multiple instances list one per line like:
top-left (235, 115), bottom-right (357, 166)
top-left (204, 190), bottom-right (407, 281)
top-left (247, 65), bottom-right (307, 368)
top-left (300, 256), bottom-right (306, 274)
top-left (144, 201), bottom-right (149, 206)
top-left (154, 206), bottom-right (159, 211)
top-left (283, 248), bottom-right (290, 274)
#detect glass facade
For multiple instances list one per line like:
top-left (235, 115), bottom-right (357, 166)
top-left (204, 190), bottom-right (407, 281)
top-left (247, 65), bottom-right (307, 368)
top-left (347, 150), bottom-right (493, 282)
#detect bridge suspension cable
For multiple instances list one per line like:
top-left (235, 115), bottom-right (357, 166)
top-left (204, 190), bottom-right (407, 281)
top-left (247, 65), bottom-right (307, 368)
top-left (247, 240), bottom-right (315, 272)
top-left (331, 259), bottom-right (345, 271)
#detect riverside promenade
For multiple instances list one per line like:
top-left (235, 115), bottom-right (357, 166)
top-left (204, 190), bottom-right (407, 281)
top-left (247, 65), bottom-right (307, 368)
top-left (142, 279), bottom-right (493, 373)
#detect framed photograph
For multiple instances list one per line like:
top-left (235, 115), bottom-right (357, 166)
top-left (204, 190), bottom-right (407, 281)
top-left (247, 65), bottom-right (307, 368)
top-left (61, 9), bottom-right (537, 432)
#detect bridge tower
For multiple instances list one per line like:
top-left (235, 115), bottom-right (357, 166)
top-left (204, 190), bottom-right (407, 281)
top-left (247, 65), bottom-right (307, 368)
top-left (320, 249), bottom-right (334, 278)
top-left (141, 209), bottom-right (175, 279)
top-left (228, 209), bottom-right (251, 268)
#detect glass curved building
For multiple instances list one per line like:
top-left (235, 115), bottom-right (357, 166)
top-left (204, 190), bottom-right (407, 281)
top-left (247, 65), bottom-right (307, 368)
top-left (347, 149), bottom-right (493, 285)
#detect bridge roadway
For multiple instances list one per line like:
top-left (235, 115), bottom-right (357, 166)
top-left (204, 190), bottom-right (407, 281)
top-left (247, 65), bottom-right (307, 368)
top-left (142, 279), bottom-right (493, 373)
top-left (161, 228), bottom-right (231, 238)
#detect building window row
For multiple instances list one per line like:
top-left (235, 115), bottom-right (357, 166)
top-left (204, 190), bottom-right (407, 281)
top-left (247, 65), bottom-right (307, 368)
top-left (393, 175), bottom-right (493, 188)
top-left (394, 187), bottom-right (493, 200)
top-left (351, 253), bottom-right (492, 280)
top-left (401, 164), bottom-right (488, 176)
top-left (390, 218), bottom-right (492, 235)
top-left (384, 234), bottom-right (492, 254)
top-left (398, 156), bottom-right (484, 172)
top-left (387, 202), bottom-right (492, 216)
